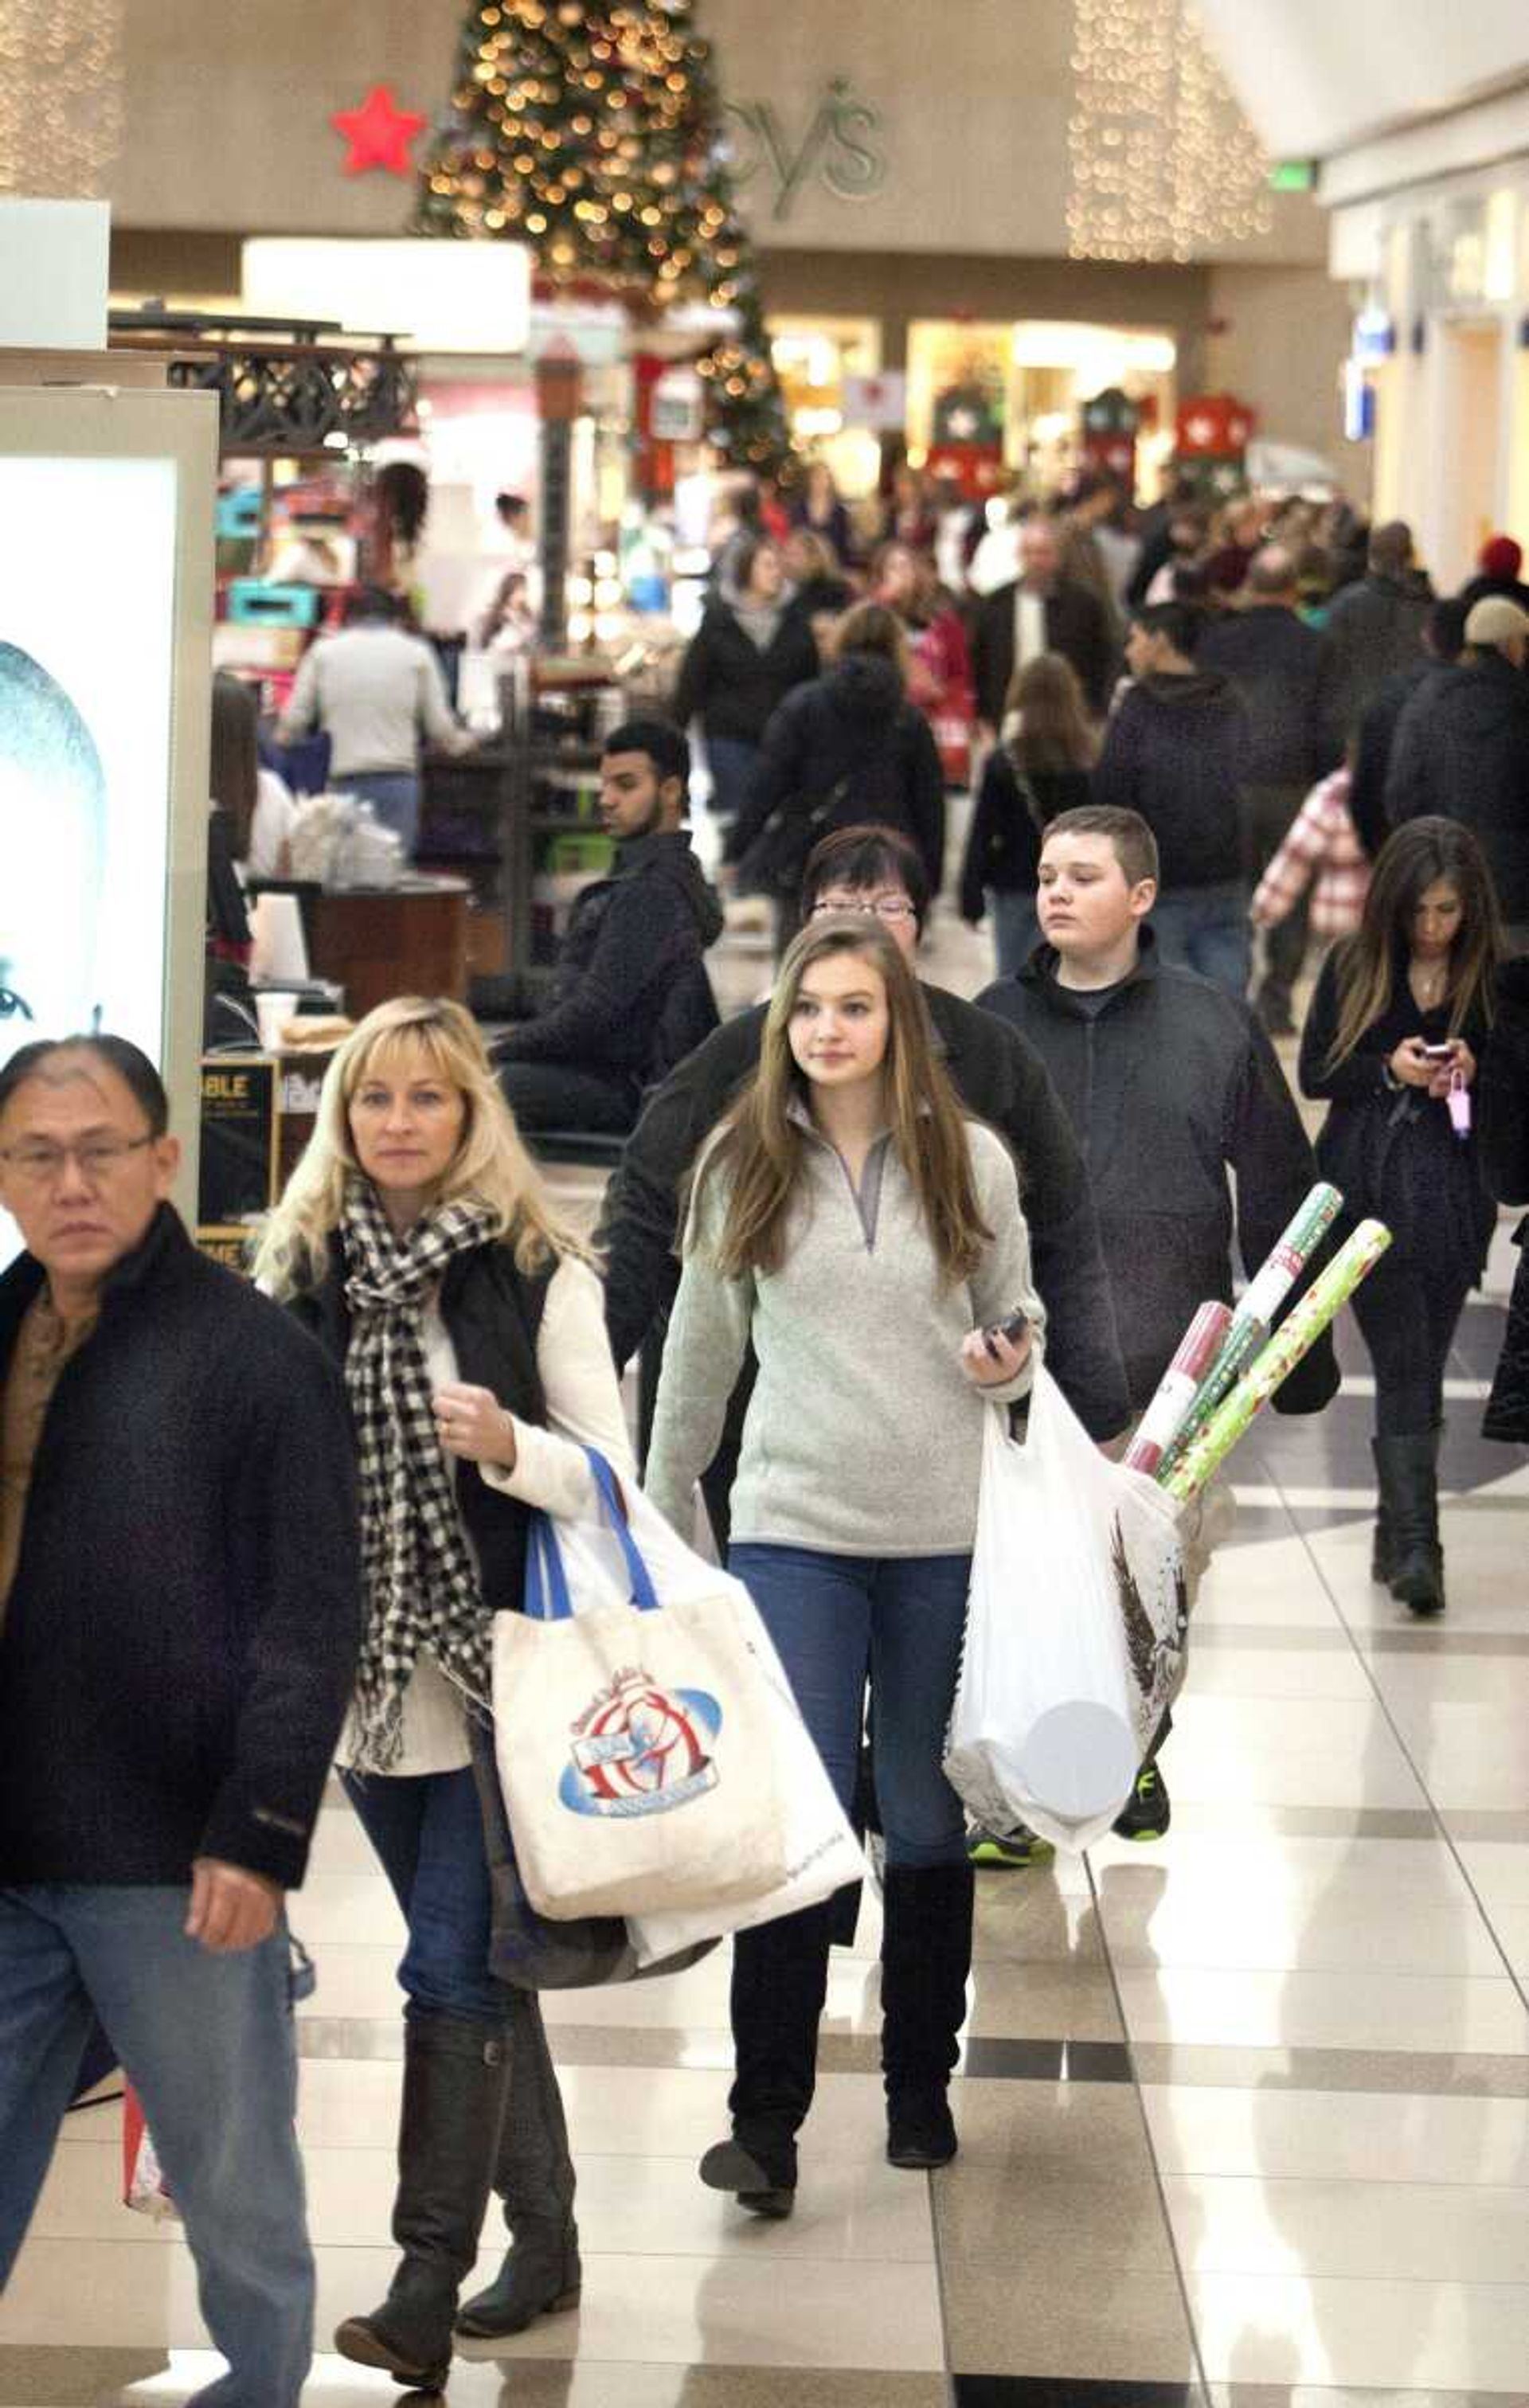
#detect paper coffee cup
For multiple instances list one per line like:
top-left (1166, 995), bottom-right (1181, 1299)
top-left (256, 991), bottom-right (298, 1052)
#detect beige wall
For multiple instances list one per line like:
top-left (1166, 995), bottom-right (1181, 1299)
top-left (1205, 264), bottom-right (1369, 490)
top-left (109, 0), bottom-right (1325, 265)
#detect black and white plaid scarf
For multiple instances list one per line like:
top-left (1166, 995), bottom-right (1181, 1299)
top-left (342, 1182), bottom-right (502, 1770)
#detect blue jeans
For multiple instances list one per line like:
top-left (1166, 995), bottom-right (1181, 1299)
top-left (728, 1546), bottom-right (972, 1869)
top-left (988, 888), bottom-right (1041, 979)
top-left (342, 1765), bottom-right (506, 2023)
top-left (1149, 880), bottom-right (1251, 999)
top-left (0, 1885), bottom-right (311, 2408)
top-left (331, 769), bottom-right (420, 859)
top-left (703, 735), bottom-right (761, 827)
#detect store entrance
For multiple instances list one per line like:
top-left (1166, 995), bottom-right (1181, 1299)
top-left (905, 319), bottom-right (1178, 499)
top-left (1430, 319), bottom-right (1503, 585)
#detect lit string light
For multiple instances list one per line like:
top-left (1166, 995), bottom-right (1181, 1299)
top-left (1066, 0), bottom-right (1270, 263)
top-left (0, 0), bottom-right (126, 199)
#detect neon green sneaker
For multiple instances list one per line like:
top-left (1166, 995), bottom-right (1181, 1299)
top-left (967, 1826), bottom-right (1054, 1870)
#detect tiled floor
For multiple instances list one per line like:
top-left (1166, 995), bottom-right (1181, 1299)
top-left (4, 876), bottom-right (1529, 2406)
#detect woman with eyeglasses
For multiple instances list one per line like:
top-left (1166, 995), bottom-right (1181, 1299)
top-left (725, 604), bottom-right (947, 956)
top-left (645, 914), bottom-right (1044, 2214)
top-left (254, 997), bottom-right (633, 2395)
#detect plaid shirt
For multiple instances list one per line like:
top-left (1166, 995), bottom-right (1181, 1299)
top-left (1251, 768), bottom-right (1370, 940)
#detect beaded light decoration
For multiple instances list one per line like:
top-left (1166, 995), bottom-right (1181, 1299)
top-left (0, 0), bottom-right (126, 198)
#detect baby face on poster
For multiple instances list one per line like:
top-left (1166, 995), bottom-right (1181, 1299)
top-left (0, 639), bottom-right (107, 1066)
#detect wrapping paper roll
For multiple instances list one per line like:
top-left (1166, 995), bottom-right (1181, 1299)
top-left (1228, 1182), bottom-right (1343, 1347)
top-left (1124, 1301), bottom-right (1234, 1476)
top-left (1163, 1220), bottom-right (1393, 1503)
top-left (1159, 1315), bottom-right (1268, 1477)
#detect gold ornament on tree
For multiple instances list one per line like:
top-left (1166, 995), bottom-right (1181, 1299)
top-left (1066, 0), bottom-right (1270, 262)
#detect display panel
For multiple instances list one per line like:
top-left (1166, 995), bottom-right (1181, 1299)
top-left (0, 456), bottom-right (178, 1069)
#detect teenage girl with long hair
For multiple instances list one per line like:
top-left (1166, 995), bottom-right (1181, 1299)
top-left (646, 917), bottom-right (1042, 2211)
top-left (1299, 819), bottom-right (1500, 1614)
top-left (255, 998), bottom-right (633, 2394)
top-left (958, 651), bottom-right (1098, 974)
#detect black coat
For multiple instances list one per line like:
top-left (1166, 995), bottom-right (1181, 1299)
top-left (1298, 944), bottom-right (1495, 1283)
top-left (671, 597), bottom-right (820, 747)
top-left (972, 578), bottom-right (1119, 725)
top-left (1090, 670), bottom-right (1249, 889)
top-left (1350, 656), bottom-right (1448, 860)
top-left (597, 982), bottom-right (1132, 1442)
top-left (1386, 652), bottom-right (1529, 923)
top-left (726, 654), bottom-right (947, 897)
top-left (1321, 573), bottom-right (1431, 741)
top-left (0, 1208), bottom-right (361, 1889)
top-left (959, 752), bottom-right (1092, 919)
top-left (289, 1238), bottom-right (553, 1621)
top-left (978, 934), bottom-right (1340, 1415)
top-left (1477, 959), bottom-right (1529, 1440)
top-left (1199, 604), bottom-right (1343, 791)
top-left (502, 831), bottom-right (724, 1087)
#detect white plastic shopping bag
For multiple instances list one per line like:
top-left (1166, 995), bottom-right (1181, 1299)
top-left (944, 1370), bottom-right (1187, 1851)
top-left (494, 1455), bottom-right (791, 1921)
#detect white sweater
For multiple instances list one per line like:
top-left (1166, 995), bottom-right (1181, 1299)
top-left (645, 1118), bottom-right (1042, 1558)
top-left (338, 1255), bottom-right (634, 1777)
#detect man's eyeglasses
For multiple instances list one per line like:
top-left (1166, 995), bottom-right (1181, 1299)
top-left (0, 1135), bottom-right (156, 1189)
top-left (809, 893), bottom-right (917, 924)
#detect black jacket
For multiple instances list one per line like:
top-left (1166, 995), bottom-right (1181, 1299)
top-left (1321, 573), bottom-right (1431, 741)
top-left (597, 982), bottom-right (1132, 1441)
top-left (502, 830), bottom-right (724, 1086)
top-left (1349, 656), bottom-right (1447, 859)
top-left (671, 597), bottom-right (820, 747)
top-left (0, 1209), bottom-right (360, 1889)
top-left (959, 752), bottom-right (1092, 919)
top-left (290, 1239), bottom-right (553, 1622)
top-left (972, 578), bottom-right (1119, 725)
top-left (1199, 603), bottom-right (1343, 790)
top-left (1476, 960), bottom-right (1529, 1441)
top-left (1091, 670), bottom-right (1249, 889)
top-left (1386, 653), bottom-right (1529, 922)
top-left (727, 654), bottom-right (947, 897)
top-left (977, 935), bottom-right (1339, 1415)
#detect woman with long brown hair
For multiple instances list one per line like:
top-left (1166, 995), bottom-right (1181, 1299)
top-left (1299, 818), bottom-right (1501, 1614)
top-left (646, 917), bottom-right (1042, 2211)
top-left (958, 650), bottom-right (1097, 973)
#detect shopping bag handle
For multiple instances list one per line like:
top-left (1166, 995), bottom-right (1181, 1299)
top-left (522, 1447), bottom-right (661, 1622)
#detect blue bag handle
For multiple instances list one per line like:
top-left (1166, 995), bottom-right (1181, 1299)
top-left (522, 1447), bottom-right (661, 1622)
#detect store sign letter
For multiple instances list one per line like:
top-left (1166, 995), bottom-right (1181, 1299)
top-left (725, 80), bottom-right (887, 221)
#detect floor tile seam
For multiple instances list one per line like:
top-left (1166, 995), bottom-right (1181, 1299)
top-left (1081, 1851), bottom-right (1213, 2408)
top-left (1263, 1452), bottom-right (1529, 2013)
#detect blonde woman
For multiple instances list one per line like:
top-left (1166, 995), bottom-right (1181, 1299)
top-left (646, 917), bottom-right (1042, 2211)
top-left (255, 997), bottom-right (632, 2394)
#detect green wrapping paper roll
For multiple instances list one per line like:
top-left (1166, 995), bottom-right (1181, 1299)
top-left (1163, 1219), bottom-right (1393, 1503)
top-left (1158, 1314), bottom-right (1268, 1476)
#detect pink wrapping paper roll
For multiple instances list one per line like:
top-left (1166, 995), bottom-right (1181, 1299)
top-left (1124, 1301), bottom-right (1234, 1476)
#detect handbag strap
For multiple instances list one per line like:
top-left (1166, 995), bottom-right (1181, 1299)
top-left (522, 1447), bottom-right (661, 1623)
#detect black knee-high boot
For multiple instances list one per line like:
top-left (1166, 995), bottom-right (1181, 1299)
top-left (880, 1863), bottom-right (974, 2170)
top-left (334, 2009), bottom-right (510, 2390)
top-left (455, 1988), bottom-right (581, 2340)
top-left (698, 1900), bottom-right (832, 2217)
top-left (1373, 1429), bottom-right (1445, 1616)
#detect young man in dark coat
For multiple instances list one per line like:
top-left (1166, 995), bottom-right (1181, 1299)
top-left (0, 1034), bottom-right (360, 2408)
top-left (1321, 518), bottom-right (1432, 742)
top-left (495, 720), bottom-right (724, 1133)
top-left (974, 806), bottom-right (1339, 1852)
top-left (599, 822), bottom-right (1132, 1545)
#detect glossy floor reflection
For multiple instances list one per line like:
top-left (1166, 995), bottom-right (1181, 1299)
top-left (4, 889), bottom-right (1528, 2406)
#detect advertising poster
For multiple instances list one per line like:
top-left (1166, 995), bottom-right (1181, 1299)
top-left (0, 455), bottom-right (178, 1074)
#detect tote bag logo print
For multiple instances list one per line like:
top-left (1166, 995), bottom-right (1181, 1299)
top-left (558, 1665), bottom-right (723, 1820)
top-left (1113, 1518), bottom-right (1187, 1720)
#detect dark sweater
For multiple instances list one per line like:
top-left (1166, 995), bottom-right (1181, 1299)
top-left (727, 654), bottom-right (947, 897)
top-left (1090, 670), bottom-right (1249, 889)
top-left (0, 1208), bottom-right (360, 1889)
top-left (597, 982), bottom-right (1132, 1441)
top-left (501, 830), bottom-right (724, 1085)
top-left (1199, 603), bottom-right (1343, 789)
top-left (1386, 652), bottom-right (1529, 922)
top-left (978, 933), bottom-right (1339, 1414)
top-left (671, 597), bottom-right (820, 746)
top-left (959, 752), bottom-right (1092, 919)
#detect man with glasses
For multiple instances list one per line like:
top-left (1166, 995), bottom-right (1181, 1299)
top-left (0, 1034), bottom-right (360, 2408)
top-left (600, 822), bottom-right (1131, 1543)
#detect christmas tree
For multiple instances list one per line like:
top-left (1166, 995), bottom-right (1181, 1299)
top-left (415, 1), bottom-right (789, 473)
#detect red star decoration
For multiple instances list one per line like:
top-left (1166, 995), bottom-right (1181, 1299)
top-left (330, 85), bottom-right (428, 178)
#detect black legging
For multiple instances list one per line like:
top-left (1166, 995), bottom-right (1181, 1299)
top-left (1351, 1243), bottom-right (1473, 1437)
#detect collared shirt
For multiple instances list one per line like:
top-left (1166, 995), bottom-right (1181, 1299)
top-left (0, 1291), bottom-right (98, 1624)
